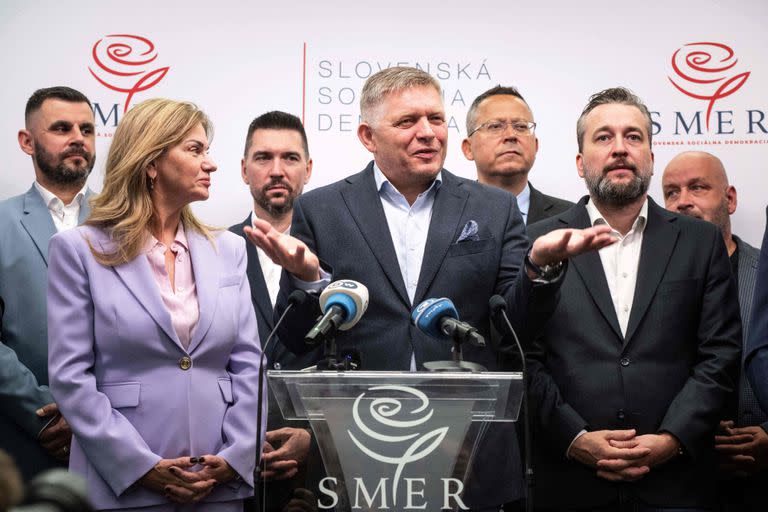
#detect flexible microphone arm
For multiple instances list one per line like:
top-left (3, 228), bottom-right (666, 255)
top-left (489, 294), bottom-right (534, 512)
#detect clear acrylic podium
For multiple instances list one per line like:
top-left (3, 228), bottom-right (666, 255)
top-left (267, 370), bottom-right (523, 511)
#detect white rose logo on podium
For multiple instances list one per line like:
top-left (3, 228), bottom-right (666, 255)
top-left (348, 385), bottom-right (448, 506)
top-left (668, 42), bottom-right (750, 131)
top-left (88, 34), bottom-right (170, 113)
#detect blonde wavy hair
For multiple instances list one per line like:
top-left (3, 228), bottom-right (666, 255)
top-left (86, 98), bottom-right (214, 266)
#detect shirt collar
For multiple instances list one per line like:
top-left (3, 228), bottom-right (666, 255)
top-left (34, 180), bottom-right (86, 209)
top-left (516, 182), bottom-right (531, 215)
top-left (144, 222), bottom-right (189, 253)
top-left (585, 197), bottom-right (648, 234)
top-left (372, 162), bottom-right (442, 197)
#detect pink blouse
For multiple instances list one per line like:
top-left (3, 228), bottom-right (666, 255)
top-left (144, 223), bottom-right (199, 350)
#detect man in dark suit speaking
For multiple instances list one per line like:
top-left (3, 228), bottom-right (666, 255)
top-left (246, 66), bottom-right (613, 510)
top-left (526, 88), bottom-right (742, 511)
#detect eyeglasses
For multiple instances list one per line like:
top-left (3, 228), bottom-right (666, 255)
top-left (469, 120), bottom-right (537, 137)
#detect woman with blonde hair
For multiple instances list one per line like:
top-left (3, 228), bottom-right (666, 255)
top-left (47, 98), bottom-right (264, 511)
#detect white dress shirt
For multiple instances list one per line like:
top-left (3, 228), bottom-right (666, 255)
top-left (585, 198), bottom-right (648, 336)
top-left (34, 181), bottom-right (87, 232)
top-left (568, 197), bottom-right (648, 456)
top-left (516, 183), bottom-right (531, 225)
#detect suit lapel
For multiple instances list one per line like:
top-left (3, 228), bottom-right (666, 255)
top-left (566, 200), bottom-right (624, 341)
top-left (527, 183), bottom-right (547, 225)
top-left (414, 173), bottom-right (468, 305)
top-left (187, 230), bottom-right (217, 352)
top-left (78, 189), bottom-right (93, 224)
top-left (624, 200), bottom-right (679, 344)
top-left (19, 186), bottom-right (56, 265)
top-left (235, 217), bottom-right (273, 332)
top-left (109, 238), bottom-right (183, 349)
top-left (340, 166), bottom-right (410, 307)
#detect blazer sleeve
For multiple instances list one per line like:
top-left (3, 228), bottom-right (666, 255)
top-left (214, 236), bottom-right (265, 487)
top-left (0, 341), bottom-right (52, 438)
top-left (746, 210), bottom-right (768, 412)
top-left (47, 232), bottom-right (161, 496)
top-left (494, 192), bottom-right (565, 353)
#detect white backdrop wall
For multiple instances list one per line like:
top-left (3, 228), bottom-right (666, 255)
top-left (2, 0), bottom-right (766, 245)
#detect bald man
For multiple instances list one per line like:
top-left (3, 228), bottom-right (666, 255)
top-left (663, 151), bottom-right (767, 511)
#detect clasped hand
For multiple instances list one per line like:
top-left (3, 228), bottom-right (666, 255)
top-left (569, 429), bottom-right (680, 482)
top-left (260, 427), bottom-right (312, 481)
top-left (139, 455), bottom-right (236, 504)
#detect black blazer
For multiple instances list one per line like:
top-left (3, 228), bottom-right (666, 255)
top-left (527, 182), bottom-right (574, 225)
top-left (526, 196), bottom-right (742, 508)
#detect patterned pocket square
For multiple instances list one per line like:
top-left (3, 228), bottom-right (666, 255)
top-left (456, 220), bottom-right (480, 242)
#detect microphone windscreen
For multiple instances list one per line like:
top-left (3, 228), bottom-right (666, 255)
top-left (411, 297), bottom-right (458, 339)
top-left (489, 294), bottom-right (507, 316)
top-left (319, 280), bottom-right (369, 330)
top-left (288, 289), bottom-right (309, 306)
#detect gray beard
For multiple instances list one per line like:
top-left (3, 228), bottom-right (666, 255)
top-left (585, 169), bottom-right (650, 207)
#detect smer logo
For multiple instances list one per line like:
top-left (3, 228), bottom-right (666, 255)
top-left (89, 34), bottom-right (170, 113)
top-left (668, 42), bottom-right (750, 131)
top-left (348, 385), bottom-right (448, 507)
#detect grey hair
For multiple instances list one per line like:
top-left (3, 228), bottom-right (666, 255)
top-left (465, 85), bottom-right (528, 134)
top-left (576, 87), bottom-right (653, 152)
top-left (359, 66), bottom-right (442, 125)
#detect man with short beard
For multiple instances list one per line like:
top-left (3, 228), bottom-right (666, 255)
top-left (0, 86), bottom-right (95, 481)
top-left (228, 111), bottom-right (320, 512)
top-left (662, 151), bottom-right (767, 511)
top-left (526, 88), bottom-right (741, 511)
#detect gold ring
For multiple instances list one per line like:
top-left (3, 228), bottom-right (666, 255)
top-left (62, 446), bottom-right (69, 454)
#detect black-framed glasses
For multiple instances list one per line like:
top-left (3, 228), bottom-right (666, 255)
top-left (468, 120), bottom-right (537, 137)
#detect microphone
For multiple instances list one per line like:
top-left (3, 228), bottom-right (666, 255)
top-left (489, 294), bottom-right (534, 512)
top-left (305, 280), bottom-right (369, 344)
top-left (263, 290), bottom-right (309, 357)
top-left (411, 297), bottom-right (485, 347)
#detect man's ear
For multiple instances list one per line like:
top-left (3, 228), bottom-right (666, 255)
top-left (461, 138), bottom-right (474, 161)
top-left (18, 129), bottom-right (34, 156)
top-left (357, 123), bottom-right (376, 153)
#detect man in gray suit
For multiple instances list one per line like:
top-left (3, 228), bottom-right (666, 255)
top-left (663, 151), bottom-right (767, 510)
top-left (0, 86), bottom-right (95, 480)
top-left (461, 86), bottom-right (573, 225)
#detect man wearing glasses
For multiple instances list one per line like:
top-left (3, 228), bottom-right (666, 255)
top-left (462, 86), bottom-right (573, 225)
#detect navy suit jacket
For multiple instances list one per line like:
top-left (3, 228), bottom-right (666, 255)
top-left (526, 197), bottom-right (741, 508)
top-left (0, 185), bottom-right (91, 480)
top-left (274, 162), bottom-right (560, 507)
top-left (746, 207), bottom-right (768, 414)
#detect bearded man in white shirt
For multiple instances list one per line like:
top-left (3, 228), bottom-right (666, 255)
top-left (526, 87), bottom-right (742, 511)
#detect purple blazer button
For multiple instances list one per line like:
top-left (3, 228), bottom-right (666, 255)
top-left (179, 356), bottom-right (192, 370)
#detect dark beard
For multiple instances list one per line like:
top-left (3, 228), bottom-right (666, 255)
top-left (34, 143), bottom-right (94, 187)
top-left (585, 160), bottom-right (650, 207)
top-left (255, 181), bottom-right (296, 216)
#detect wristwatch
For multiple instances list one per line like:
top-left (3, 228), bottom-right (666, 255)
top-left (525, 250), bottom-right (564, 282)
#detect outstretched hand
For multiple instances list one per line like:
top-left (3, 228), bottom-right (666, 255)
top-left (530, 225), bottom-right (615, 267)
top-left (244, 219), bottom-right (320, 282)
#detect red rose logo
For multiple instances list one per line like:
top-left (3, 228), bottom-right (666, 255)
top-left (88, 34), bottom-right (170, 113)
top-left (668, 42), bottom-right (749, 131)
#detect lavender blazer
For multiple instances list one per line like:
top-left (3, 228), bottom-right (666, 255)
top-left (47, 225), bottom-right (264, 510)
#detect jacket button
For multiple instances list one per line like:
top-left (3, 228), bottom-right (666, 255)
top-left (620, 358), bottom-right (630, 367)
top-left (179, 356), bottom-right (192, 370)
top-left (617, 409), bottom-right (626, 420)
